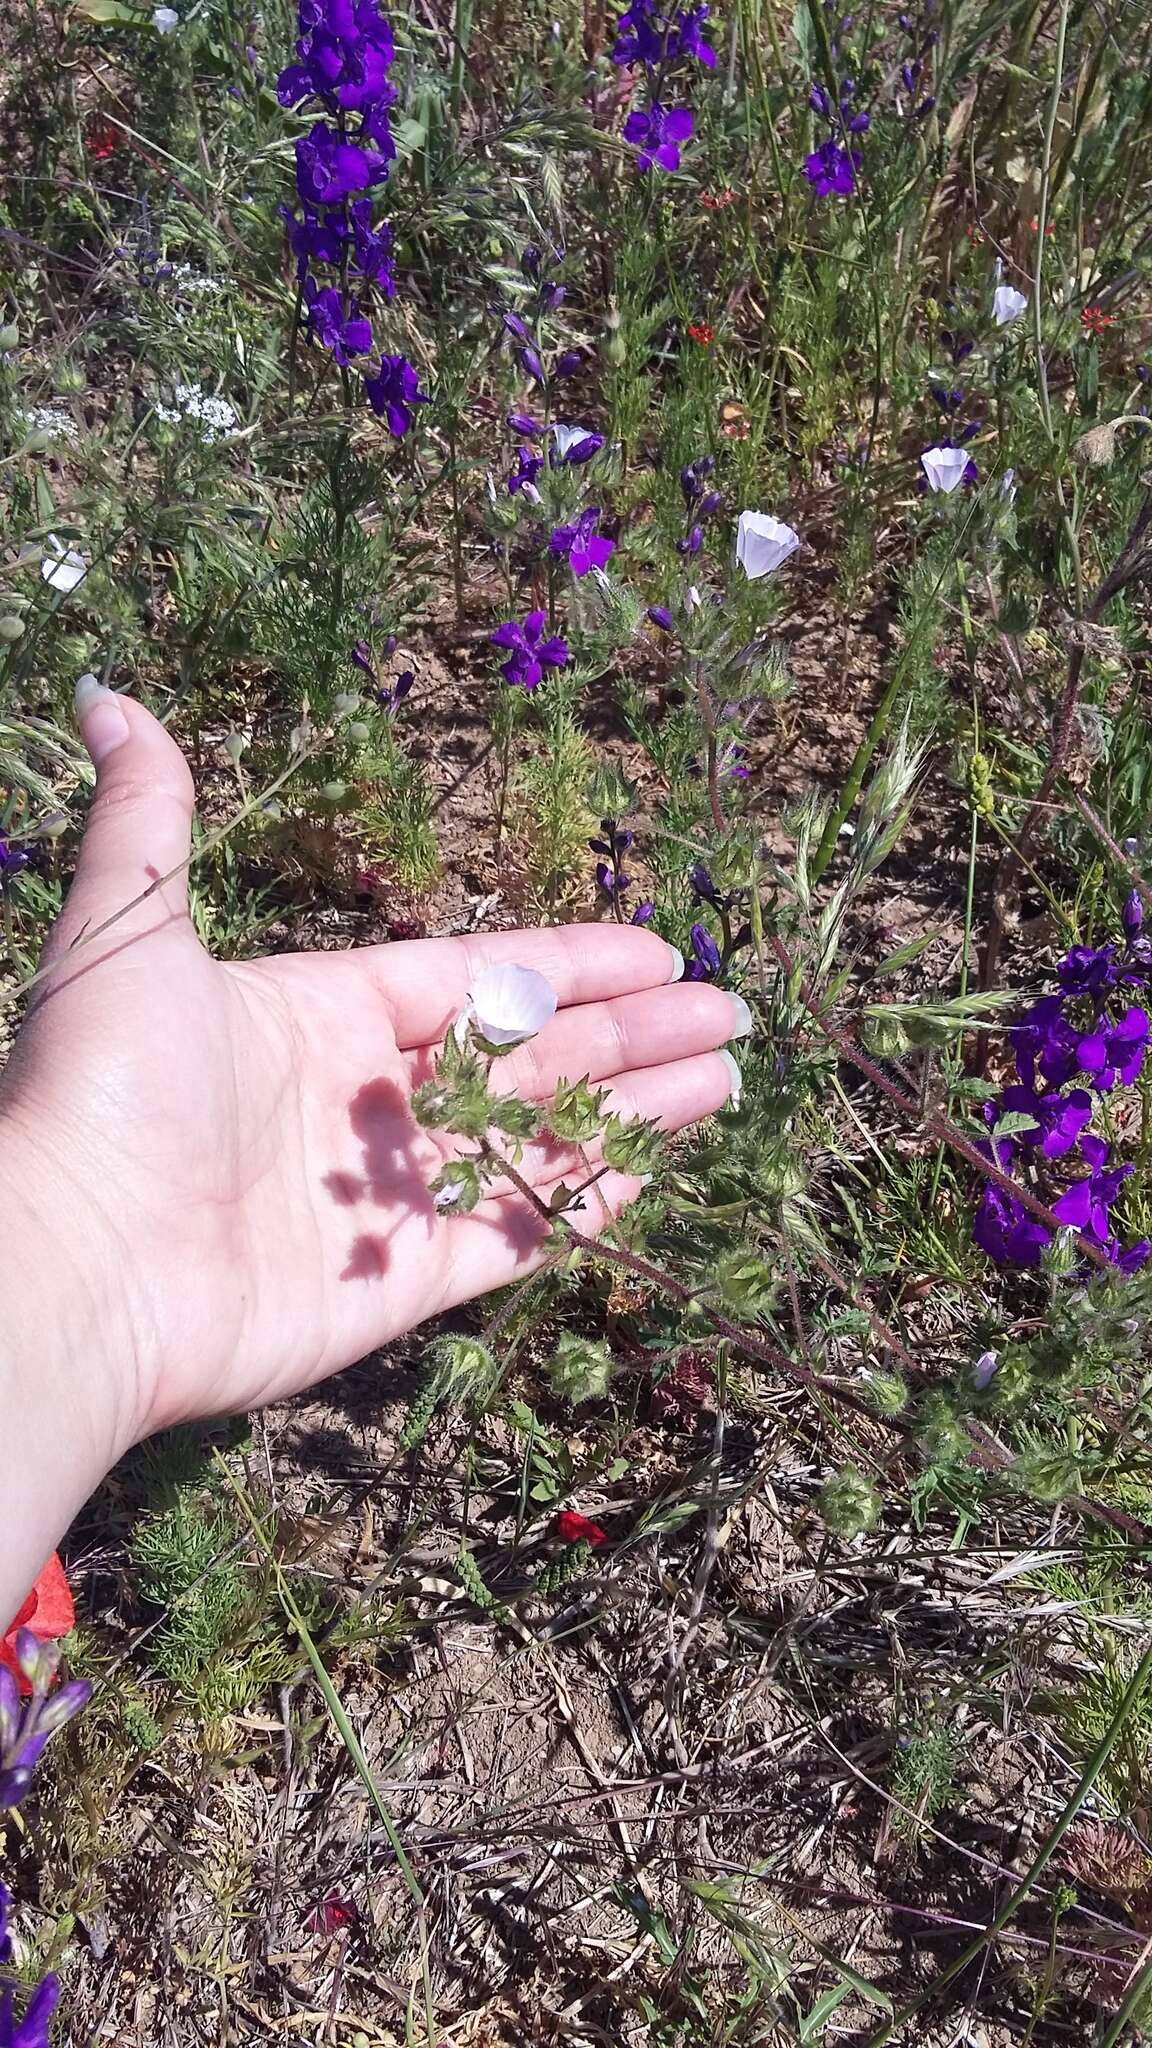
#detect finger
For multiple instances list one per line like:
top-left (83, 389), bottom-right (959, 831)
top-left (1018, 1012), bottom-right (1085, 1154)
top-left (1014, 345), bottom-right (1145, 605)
top-left (359, 924), bottom-right (684, 1050)
top-left (432, 1168), bottom-right (644, 1317)
top-left (45, 680), bottom-right (195, 967)
top-left (453, 982), bottom-right (750, 1102)
top-left (491, 1048), bottom-right (741, 1188)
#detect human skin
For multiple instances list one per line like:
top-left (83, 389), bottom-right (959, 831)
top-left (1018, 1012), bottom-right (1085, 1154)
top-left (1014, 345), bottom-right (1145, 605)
top-left (0, 681), bottom-right (745, 1625)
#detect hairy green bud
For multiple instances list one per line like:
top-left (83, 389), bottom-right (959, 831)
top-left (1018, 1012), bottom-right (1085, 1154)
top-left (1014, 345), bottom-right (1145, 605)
top-left (548, 1334), bottom-right (614, 1404)
top-left (487, 1092), bottom-right (541, 1142)
top-left (916, 1394), bottom-right (968, 1468)
top-left (548, 1077), bottom-right (607, 1144)
top-left (861, 1370), bottom-right (907, 1416)
top-left (426, 1335), bottom-right (501, 1411)
top-left (602, 1113), bottom-right (662, 1176)
top-left (817, 1465), bottom-right (882, 1540)
top-left (713, 1250), bottom-right (777, 1315)
top-left (429, 1158), bottom-right (482, 1213)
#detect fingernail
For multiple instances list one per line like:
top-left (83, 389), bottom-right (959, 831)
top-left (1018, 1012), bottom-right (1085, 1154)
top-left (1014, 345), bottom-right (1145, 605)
top-left (718, 1048), bottom-right (742, 1106)
top-left (666, 944), bottom-right (685, 982)
top-left (727, 993), bottom-right (754, 1040)
top-left (75, 672), bottom-right (130, 762)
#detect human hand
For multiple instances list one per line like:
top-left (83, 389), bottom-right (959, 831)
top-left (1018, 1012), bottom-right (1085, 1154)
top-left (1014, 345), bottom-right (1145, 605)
top-left (1, 683), bottom-right (746, 1506)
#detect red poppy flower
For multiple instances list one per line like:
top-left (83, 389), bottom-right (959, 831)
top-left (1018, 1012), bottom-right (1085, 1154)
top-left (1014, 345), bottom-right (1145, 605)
top-left (86, 122), bottom-right (120, 161)
top-left (310, 1895), bottom-right (357, 1934)
top-left (687, 322), bottom-right (714, 346)
top-left (555, 1510), bottom-right (607, 1547)
top-left (1, 1554), bottom-right (76, 1694)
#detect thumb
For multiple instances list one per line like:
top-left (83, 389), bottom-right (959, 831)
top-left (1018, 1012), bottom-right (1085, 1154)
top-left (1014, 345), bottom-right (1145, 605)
top-left (54, 676), bottom-right (196, 956)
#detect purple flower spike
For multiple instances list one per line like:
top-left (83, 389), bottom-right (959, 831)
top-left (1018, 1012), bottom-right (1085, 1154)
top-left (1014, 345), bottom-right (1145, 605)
top-left (304, 280), bottom-right (373, 364)
top-left (550, 507), bottom-right (615, 577)
top-left (803, 138), bottom-right (860, 196)
top-left (623, 103), bottom-right (694, 174)
top-left (684, 922), bottom-right (722, 980)
top-left (490, 611), bottom-right (569, 691)
top-left (973, 1183), bottom-right (1051, 1268)
top-left (362, 354), bottom-right (429, 437)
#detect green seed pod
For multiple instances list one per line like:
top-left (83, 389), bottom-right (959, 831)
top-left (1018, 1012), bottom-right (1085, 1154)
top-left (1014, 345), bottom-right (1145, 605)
top-left (0, 323), bottom-right (19, 352)
top-left (55, 361), bottom-right (86, 393)
top-left (0, 616), bottom-right (25, 642)
top-left (548, 1334), bottom-right (614, 1404)
top-left (332, 691), bottom-right (360, 716)
top-left (322, 780), bottom-right (348, 802)
top-left (817, 1465), bottom-right (881, 1541)
top-left (348, 720), bottom-right (370, 744)
top-left (20, 431), bottom-right (54, 455)
top-left (223, 731), bottom-right (246, 763)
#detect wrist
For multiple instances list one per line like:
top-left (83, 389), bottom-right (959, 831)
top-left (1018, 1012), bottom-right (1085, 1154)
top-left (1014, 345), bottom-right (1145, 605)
top-left (0, 1096), bottom-right (141, 1621)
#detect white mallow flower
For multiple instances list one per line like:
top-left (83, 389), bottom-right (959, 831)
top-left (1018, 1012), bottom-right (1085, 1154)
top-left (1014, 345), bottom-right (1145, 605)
top-left (464, 963), bottom-right (558, 1047)
top-left (153, 5), bottom-right (179, 27)
top-left (920, 444), bottom-right (970, 494)
top-left (735, 511), bottom-right (800, 580)
top-left (992, 283), bottom-right (1028, 327)
top-left (40, 535), bottom-right (88, 594)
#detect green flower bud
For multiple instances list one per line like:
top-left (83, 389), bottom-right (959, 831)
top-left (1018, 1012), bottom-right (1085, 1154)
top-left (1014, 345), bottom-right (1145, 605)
top-left (713, 1250), bottom-right (776, 1314)
top-left (0, 323), bottom-right (19, 352)
top-left (861, 1371), bottom-right (907, 1416)
top-left (548, 1077), bottom-right (607, 1144)
top-left (817, 1465), bottom-right (882, 1540)
top-left (548, 1334), bottom-right (614, 1404)
top-left (0, 616), bottom-right (24, 642)
top-left (55, 361), bottom-right (86, 393)
top-left (332, 692), bottom-right (360, 716)
top-left (427, 1334), bottom-right (500, 1408)
top-left (348, 720), bottom-right (370, 745)
top-left (602, 1113), bottom-right (662, 1176)
top-left (322, 780), bottom-right (348, 802)
top-left (20, 431), bottom-right (54, 455)
top-left (429, 1158), bottom-right (482, 1213)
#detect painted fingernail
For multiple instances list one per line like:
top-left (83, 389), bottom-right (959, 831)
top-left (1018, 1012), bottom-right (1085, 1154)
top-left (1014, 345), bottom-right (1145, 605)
top-left (75, 672), bottom-right (130, 763)
top-left (718, 1048), bottom-right (742, 1106)
top-left (666, 944), bottom-right (685, 982)
top-left (727, 993), bottom-right (754, 1040)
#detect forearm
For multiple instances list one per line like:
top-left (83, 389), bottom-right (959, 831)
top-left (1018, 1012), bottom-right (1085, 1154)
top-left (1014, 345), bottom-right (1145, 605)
top-left (0, 1102), bottom-right (137, 1630)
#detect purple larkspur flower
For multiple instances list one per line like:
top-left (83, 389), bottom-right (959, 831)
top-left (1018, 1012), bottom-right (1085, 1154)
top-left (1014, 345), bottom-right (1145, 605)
top-left (376, 669), bottom-right (412, 712)
top-left (1011, 993), bottom-right (1083, 1091)
top-left (1057, 943), bottom-right (1119, 998)
top-left (647, 604), bottom-right (675, 631)
top-left (809, 83), bottom-right (830, 115)
top-left (1123, 889), bottom-right (1144, 941)
top-left (0, 1635), bottom-right (92, 1814)
top-left (804, 138), bottom-right (860, 196)
top-left (550, 507), bottom-right (615, 577)
top-left (631, 901), bottom-right (655, 925)
top-left (280, 201), bottom-right (347, 277)
top-left (502, 310), bottom-right (530, 342)
top-left (1052, 1133), bottom-right (1133, 1240)
top-left (612, 0), bottom-right (716, 69)
top-left (623, 103), bottom-right (694, 173)
top-left (348, 199), bottom-right (394, 289)
top-left (507, 411), bottom-right (543, 436)
top-left (508, 445), bottom-right (545, 500)
top-left (362, 354), bottom-right (429, 436)
top-left (490, 611), bottom-right (569, 691)
top-left (690, 862), bottom-right (718, 905)
top-left (554, 349), bottom-right (584, 378)
top-left (0, 833), bottom-right (30, 881)
top-left (304, 280), bottom-right (373, 363)
top-left (684, 921), bottom-right (722, 981)
top-left (973, 1183), bottom-right (1051, 1267)
top-left (1077, 1005), bottom-right (1150, 1091)
top-left (294, 120), bottom-right (391, 204)
top-left (551, 423), bottom-right (604, 465)
top-left (518, 345), bottom-right (545, 385)
top-left (985, 1083), bottom-right (1093, 1160)
top-left (677, 524), bottom-right (704, 556)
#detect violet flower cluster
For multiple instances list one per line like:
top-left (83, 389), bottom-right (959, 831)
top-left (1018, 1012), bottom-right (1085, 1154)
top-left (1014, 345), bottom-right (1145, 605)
top-left (590, 818), bottom-right (653, 924)
top-left (805, 74), bottom-right (868, 198)
top-left (0, 1635), bottom-right (92, 2048)
top-left (975, 903), bottom-right (1152, 1273)
top-left (677, 454), bottom-right (722, 557)
top-left (490, 612), bottom-right (569, 691)
top-left (1, 1885), bottom-right (58, 2048)
top-left (611, 0), bottom-right (715, 173)
top-left (277, 0), bottom-right (428, 432)
top-left (0, 832), bottom-right (30, 885)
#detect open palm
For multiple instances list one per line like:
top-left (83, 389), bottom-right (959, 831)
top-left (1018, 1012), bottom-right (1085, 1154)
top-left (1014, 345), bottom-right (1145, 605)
top-left (7, 686), bottom-right (742, 1447)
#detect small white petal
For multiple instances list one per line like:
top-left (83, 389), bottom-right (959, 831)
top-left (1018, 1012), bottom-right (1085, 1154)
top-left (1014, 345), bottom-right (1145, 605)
top-left (920, 445), bottom-right (970, 494)
top-left (152, 5), bottom-right (179, 27)
top-left (1000, 467), bottom-right (1017, 501)
top-left (434, 1178), bottom-right (467, 1209)
top-left (735, 510), bottom-right (801, 580)
top-left (40, 535), bottom-right (88, 593)
top-left (469, 963), bottom-right (558, 1046)
top-left (550, 422), bottom-right (593, 458)
top-left (973, 1349), bottom-right (998, 1390)
top-left (992, 284), bottom-right (1028, 327)
top-left (685, 585), bottom-right (702, 613)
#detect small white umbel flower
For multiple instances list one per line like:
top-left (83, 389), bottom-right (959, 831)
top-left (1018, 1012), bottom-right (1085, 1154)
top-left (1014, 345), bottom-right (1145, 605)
top-left (735, 511), bottom-right (800, 580)
top-left (920, 445), bottom-right (970, 494)
top-left (462, 963), bottom-right (558, 1048)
